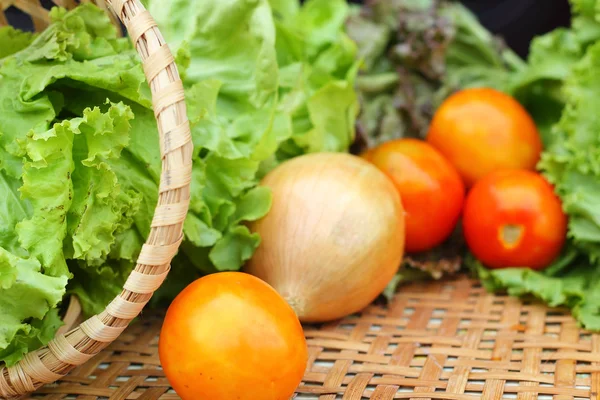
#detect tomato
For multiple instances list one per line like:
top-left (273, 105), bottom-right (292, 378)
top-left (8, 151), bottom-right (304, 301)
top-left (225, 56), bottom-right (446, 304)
top-left (462, 169), bottom-right (567, 270)
top-left (369, 138), bottom-right (465, 253)
top-left (426, 87), bottom-right (543, 187)
top-left (159, 272), bottom-right (308, 400)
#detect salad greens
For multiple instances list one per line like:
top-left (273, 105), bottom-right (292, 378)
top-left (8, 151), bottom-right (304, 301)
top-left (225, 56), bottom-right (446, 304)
top-left (0, 5), bottom-right (152, 365)
top-left (0, 0), bottom-right (358, 366)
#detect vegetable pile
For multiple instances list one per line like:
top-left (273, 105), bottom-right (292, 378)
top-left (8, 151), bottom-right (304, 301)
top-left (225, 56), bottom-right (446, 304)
top-left (350, 0), bottom-right (600, 331)
top-left (0, 0), bottom-right (358, 366)
top-left (6, 0), bottom-right (600, 381)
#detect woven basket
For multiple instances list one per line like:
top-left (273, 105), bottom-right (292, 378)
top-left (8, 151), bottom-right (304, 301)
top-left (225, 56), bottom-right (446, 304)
top-left (18, 275), bottom-right (600, 400)
top-left (0, 0), bottom-right (192, 398)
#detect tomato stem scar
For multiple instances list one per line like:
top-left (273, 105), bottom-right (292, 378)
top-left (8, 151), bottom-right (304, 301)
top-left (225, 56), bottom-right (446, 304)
top-left (499, 224), bottom-right (524, 249)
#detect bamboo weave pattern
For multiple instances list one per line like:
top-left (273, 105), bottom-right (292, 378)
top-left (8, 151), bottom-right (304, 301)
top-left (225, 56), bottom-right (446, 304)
top-left (24, 276), bottom-right (599, 399)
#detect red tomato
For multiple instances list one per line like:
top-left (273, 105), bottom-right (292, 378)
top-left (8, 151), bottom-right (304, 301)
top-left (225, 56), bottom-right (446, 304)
top-left (427, 87), bottom-right (543, 187)
top-left (462, 169), bottom-right (567, 270)
top-left (369, 138), bottom-right (465, 253)
top-left (159, 272), bottom-right (308, 400)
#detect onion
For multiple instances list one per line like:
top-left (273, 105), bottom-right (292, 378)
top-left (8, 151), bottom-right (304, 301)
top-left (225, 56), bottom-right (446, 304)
top-left (244, 152), bottom-right (405, 322)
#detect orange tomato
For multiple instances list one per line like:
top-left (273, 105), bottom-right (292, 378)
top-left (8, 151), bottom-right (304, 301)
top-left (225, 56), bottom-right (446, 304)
top-left (426, 87), bottom-right (543, 187)
top-left (159, 272), bottom-right (308, 400)
top-left (369, 138), bottom-right (465, 253)
top-left (462, 169), bottom-right (567, 270)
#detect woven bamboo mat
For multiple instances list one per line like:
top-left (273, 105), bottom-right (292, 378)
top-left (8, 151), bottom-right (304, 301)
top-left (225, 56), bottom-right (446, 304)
top-left (24, 275), bottom-right (599, 400)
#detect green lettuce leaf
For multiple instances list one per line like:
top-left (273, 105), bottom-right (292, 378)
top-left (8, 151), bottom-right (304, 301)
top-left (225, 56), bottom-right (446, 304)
top-left (63, 103), bottom-right (141, 267)
top-left (16, 116), bottom-right (74, 278)
top-left (0, 27), bottom-right (36, 60)
top-left (0, 249), bottom-right (67, 366)
top-left (0, 173), bottom-right (31, 257)
top-left (469, 250), bottom-right (600, 330)
top-left (509, 29), bottom-right (592, 145)
top-left (0, 309), bottom-right (63, 368)
top-left (539, 41), bottom-right (600, 263)
top-left (145, 0), bottom-right (279, 113)
top-left (14, 5), bottom-right (128, 63)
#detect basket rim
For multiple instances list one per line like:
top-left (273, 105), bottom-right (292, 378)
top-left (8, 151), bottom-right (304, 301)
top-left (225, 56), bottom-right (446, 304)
top-left (0, 0), bottom-right (192, 398)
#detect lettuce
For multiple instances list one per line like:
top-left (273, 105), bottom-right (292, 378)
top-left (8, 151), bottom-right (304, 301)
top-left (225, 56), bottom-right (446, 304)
top-left (539, 41), bottom-right (600, 263)
top-left (0, 4), bottom-right (155, 364)
top-left (469, 250), bottom-right (600, 330)
top-left (0, 250), bottom-right (67, 366)
top-left (0, 26), bottom-right (36, 60)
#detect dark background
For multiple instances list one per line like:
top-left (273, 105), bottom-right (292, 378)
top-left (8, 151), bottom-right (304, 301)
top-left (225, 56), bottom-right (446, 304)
top-left (459, 0), bottom-right (571, 57)
top-left (4, 0), bottom-right (572, 58)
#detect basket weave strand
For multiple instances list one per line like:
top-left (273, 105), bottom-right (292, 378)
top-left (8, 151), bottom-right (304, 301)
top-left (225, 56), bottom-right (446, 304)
top-left (0, 0), bottom-right (192, 398)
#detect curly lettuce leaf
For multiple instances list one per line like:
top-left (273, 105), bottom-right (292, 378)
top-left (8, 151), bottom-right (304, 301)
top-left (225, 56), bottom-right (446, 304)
top-left (0, 27), bottom-right (36, 60)
top-left (509, 29), bottom-right (589, 145)
top-left (14, 4), bottom-right (127, 63)
top-left (146, 0), bottom-right (278, 113)
top-left (469, 250), bottom-right (600, 330)
top-left (571, 0), bottom-right (598, 18)
top-left (0, 249), bottom-right (67, 366)
top-left (539, 41), bottom-right (600, 262)
top-left (14, 102), bottom-right (144, 318)
top-left (0, 64), bottom-right (57, 180)
top-left (0, 309), bottom-right (63, 368)
top-left (64, 103), bottom-right (142, 267)
top-left (17, 116), bottom-right (76, 279)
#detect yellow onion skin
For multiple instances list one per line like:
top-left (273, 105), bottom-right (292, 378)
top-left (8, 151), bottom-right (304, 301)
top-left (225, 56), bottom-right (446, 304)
top-left (244, 152), bottom-right (406, 323)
